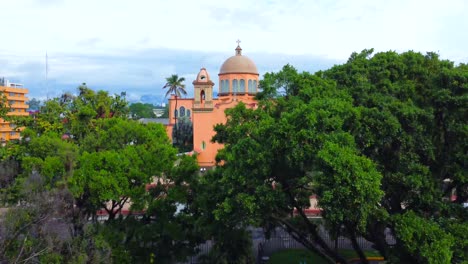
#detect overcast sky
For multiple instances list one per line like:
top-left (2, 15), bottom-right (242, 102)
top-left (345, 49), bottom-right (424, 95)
top-left (1, 0), bottom-right (467, 103)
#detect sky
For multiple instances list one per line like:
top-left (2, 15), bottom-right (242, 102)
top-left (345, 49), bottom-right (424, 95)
top-left (1, 0), bottom-right (467, 104)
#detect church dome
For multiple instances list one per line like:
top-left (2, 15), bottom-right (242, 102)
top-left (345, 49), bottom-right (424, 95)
top-left (219, 45), bottom-right (258, 75)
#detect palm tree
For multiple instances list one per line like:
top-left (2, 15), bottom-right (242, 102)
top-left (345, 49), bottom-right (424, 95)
top-left (163, 74), bottom-right (186, 144)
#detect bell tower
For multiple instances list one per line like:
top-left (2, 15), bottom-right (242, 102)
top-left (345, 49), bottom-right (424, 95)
top-left (193, 68), bottom-right (214, 111)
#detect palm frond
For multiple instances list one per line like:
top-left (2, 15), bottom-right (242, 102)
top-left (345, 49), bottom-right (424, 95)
top-left (179, 88), bottom-right (188, 95)
top-left (163, 74), bottom-right (186, 98)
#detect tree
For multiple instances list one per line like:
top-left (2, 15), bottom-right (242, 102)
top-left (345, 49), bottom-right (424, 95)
top-left (322, 50), bottom-right (467, 263)
top-left (0, 171), bottom-right (112, 263)
top-left (209, 52), bottom-right (467, 263)
top-left (209, 67), bottom-right (381, 263)
top-left (0, 83), bottom-right (204, 262)
top-left (163, 74), bottom-right (187, 99)
top-left (27, 98), bottom-right (41, 111)
top-left (163, 74), bottom-right (186, 142)
top-left (69, 118), bottom-right (176, 221)
top-left (0, 92), bottom-right (9, 119)
top-left (129, 102), bottom-right (156, 119)
top-left (172, 116), bottom-right (193, 152)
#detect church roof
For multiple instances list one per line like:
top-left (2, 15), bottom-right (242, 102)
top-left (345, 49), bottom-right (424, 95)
top-left (219, 44), bottom-right (258, 75)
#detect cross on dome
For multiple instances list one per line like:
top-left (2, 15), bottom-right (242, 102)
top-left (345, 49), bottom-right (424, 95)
top-left (235, 39), bottom-right (242, 56)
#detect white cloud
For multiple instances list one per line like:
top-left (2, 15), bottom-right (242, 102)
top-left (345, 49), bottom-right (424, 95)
top-left (1, 0), bottom-right (467, 100)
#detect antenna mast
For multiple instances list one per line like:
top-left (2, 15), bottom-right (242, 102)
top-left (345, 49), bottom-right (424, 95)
top-left (46, 52), bottom-right (49, 100)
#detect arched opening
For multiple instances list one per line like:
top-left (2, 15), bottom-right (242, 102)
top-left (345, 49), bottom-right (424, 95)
top-left (221, 80), bottom-right (229, 93)
top-left (233, 79), bottom-right (239, 93)
top-left (179, 106), bottom-right (186, 117)
top-left (200, 90), bottom-right (205, 103)
top-left (248, 79), bottom-right (255, 93)
top-left (240, 79), bottom-right (245, 93)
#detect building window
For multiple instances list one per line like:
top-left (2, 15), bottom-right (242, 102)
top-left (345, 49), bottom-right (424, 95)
top-left (10, 132), bottom-right (16, 136)
top-left (222, 80), bottom-right (229, 93)
top-left (232, 79), bottom-right (239, 93)
top-left (201, 141), bottom-right (206, 150)
top-left (187, 109), bottom-right (191, 117)
top-left (174, 109), bottom-right (178, 118)
top-left (248, 80), bottom-right (256, 93)
top-left (240, 79), bottom-right (245, 92)
top-left (179, 106), bottom-right (185, 117)
top-left (253, 80), bottom-right (257, 92)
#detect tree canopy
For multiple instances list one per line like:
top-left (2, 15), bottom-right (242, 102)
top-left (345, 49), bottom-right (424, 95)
top-left (208, 50), bottom-right (467, 263)
top-left (129, 102), bottom-right (157, 119)
top-left (0, 50), bottom-right (466, 263)
top-left (0, 84), bottom-right (201, 263)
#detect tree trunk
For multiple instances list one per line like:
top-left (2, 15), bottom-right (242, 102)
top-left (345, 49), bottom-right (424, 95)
top-left (174, 95), bottom-right (178, 144)
top-left (276, 217), bottom-right (345, 264)
top-left (349, 229), bottom-right (369, 264)
top-left (365, 221), bottom-right (390, 260)
top-left (283, 187), bottom-right (348, 263)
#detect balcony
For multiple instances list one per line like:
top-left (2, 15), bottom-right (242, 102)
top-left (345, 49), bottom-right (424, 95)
top-left (10, 103), bottom-right (29, 109)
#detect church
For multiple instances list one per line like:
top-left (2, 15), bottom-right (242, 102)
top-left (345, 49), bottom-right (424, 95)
top-left (166, 43), bottom-right (259, 169)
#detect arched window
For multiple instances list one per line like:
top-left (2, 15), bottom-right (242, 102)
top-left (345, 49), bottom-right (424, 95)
top-left (248, 80), bottom-right (253, 93)
top-left (221, 80), bottom-right (229, 93)
top-left (232, 79), bottom-right (239, 93)
top-left (186, 109), bottom-right (191, 117)
top-left (201, 141), bottom-right (206, 150)
top-left (179, 106), bottom-right (185, 117)
top-left (253, 80), bottom-right (257, 93)
top-left (174, 109), bottom-right (178, 118)
top-left (240, 79), bottom-right (245, 92)
top-left (200, 90), bottom-right (205, 102)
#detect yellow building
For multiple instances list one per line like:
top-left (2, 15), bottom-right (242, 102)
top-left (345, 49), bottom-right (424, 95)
top-left (0, 78), bottom-right (29, 141)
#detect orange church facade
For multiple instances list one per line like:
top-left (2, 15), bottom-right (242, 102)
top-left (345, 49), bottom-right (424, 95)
top-left (167, 44), bottom-right (259, 168)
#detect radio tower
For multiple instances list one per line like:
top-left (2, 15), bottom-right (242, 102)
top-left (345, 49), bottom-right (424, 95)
top-left (46, 52), bottom-right (49, 100)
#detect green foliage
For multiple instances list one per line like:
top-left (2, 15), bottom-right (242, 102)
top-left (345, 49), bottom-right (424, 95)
top-left (0, 84), bottom-right (200, 262)
top-left (1, 51), bottom-right (466, 263)
top-left (163, 74), bottom-right (187, 98)
top-left (316, 141), bottom-right (383, 232)
top-left (27, 97), bottom-right (41, 111)
top-left (210, 67), bottom-right (375, 263)
top-left (129, 102), bottom-right (157, 119)
top-left (199, 229), bottom-right (255, 264)
top-left (393, 212), bottom-right (454, 264)
top-left (209, 51), bottom-right (467, 263)
top-left (172, 116), bottom-right (193, 152)
top-left (322, 50), bottom-right (467, 262)
top-left (440, 219), bottom-right (468, 263)
top-left (0, 92), bottom-right (10, 118)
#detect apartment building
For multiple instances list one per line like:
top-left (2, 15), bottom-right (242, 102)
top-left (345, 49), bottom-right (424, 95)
top-left (0, 78), bottom-right (29, 142)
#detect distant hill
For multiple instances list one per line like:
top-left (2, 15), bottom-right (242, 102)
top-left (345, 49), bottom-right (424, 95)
top-left (139, 94), bottom-right (164, 105)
